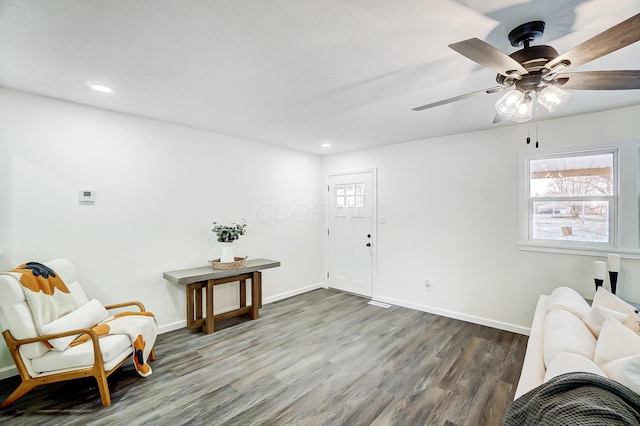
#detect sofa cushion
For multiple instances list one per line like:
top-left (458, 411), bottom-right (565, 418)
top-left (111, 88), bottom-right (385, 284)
top-left (40, 299), bottom-right (109, 351)
top-left (624, 312), bottom-right (640, 336)
top-left (544, 352), bottom-right (606, 382)
top-left (592, 287), bottom-right (637, 315)
top-left (583, 305), bottom-right (628, 338)
top-left (594, 317), bottom-right (640, 394)
top-left (546, 286), bottom-right (591, 319)
top-left (31, 334), bottom-right (132, 374)
top-left (543, 309), bottom-right (596, 368)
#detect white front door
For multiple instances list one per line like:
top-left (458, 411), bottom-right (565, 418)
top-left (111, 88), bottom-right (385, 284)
top-left (327, 171), bottom-right (374, 298)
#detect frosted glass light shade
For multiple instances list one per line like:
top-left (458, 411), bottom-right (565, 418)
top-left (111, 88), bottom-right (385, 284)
top-left (495, 89), bottom-right (524, 116)
top-left (537, 85), bottom-right (571, 112)
top-left (510, 97), bottom-right (534, 122)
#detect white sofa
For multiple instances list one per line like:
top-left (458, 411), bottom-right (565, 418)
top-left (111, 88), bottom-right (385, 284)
top-left (514, 286), bottom-right (640, 400)
top-left (514, 294), bottom-right (549, 399)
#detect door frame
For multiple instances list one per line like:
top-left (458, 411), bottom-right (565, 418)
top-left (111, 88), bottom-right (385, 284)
top-left (325, 168), bottom-right (378, 299)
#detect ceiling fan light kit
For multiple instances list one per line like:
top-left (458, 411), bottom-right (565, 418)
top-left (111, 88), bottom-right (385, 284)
top-left (412, 12), bottom-right (640, 124)
top-left (537, 85), bottom-right (571, 112)
top-left (495, 84), bottom-right (571, 121)
top-left (495, 89), bottom-right (524, 115)
top-left (510, 94), bottom-right (534, 123)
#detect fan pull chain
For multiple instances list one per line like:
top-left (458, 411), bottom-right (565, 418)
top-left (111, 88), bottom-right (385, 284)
top-left (535, 123), bottom-right (539, 148)
top-left (526, 124), bottom-right (530, 145)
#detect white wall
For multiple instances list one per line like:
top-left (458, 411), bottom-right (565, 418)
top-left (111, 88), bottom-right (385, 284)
top-left (1, 86), bottom-right (639, 379)
top-left (0, 88), bottom-right (325, 376)
top-left (323, 105), bottom-right (640, 334)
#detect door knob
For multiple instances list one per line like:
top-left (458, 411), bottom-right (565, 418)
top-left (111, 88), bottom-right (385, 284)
top-left (367, 234), bottom-right (371, 238)
top-left (366, 243), bottom-right (371, 247)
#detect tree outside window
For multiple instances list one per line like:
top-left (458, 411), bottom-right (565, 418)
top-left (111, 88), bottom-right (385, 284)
top-left (528, 151), bottom-right (615, 245)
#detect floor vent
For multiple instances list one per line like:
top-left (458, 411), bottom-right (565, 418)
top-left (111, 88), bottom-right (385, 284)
top-left (368, 300), bottom-right (391, 308)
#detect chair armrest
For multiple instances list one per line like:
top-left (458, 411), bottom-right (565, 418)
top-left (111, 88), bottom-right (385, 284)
top-left (4, 327), bottom-right (100, 347)
top-left (104, 301), bottom-right (146, 312)
top-left (3, 327), bottom-right (107, 371)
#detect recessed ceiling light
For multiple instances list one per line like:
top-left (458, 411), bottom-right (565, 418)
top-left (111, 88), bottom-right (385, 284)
top-left (89, 84), bottom-right (113, 93)
top-left (321, 143), bottom-right (331, 148)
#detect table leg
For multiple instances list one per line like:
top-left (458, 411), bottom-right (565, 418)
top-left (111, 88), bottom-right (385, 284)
top-left (205, 279), bottom-right (215, 334)
top-left (250, 272), bottom-right (259, 319)
top-left (195, 285), bottom-right (203, 322)
top-left (186, 282), bottom-right (204, 328)
top-left (186, 284), bottom-right (195, 327)
top-left (255, 271), bottom-right (263, 309)
top-left (240, 279), bottom-right (246, 308)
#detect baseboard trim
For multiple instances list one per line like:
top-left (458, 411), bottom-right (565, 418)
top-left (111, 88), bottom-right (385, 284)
top-left (158, 320), bottom-right (186, 334)
top-left (373, 295), bottom-right (531, 336)
top-left (0, 365), bottom-right (18, 380)
top-left (157, 282), bottom-right (326, 335)
top-left (263, 282), bottom-right (325, 305)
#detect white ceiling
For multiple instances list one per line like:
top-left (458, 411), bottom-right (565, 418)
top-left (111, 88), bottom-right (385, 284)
top-left (1, 0), bottom-right (639, 155)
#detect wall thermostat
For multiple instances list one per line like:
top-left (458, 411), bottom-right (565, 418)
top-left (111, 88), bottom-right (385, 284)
top-left (79, 190), bottom-right (95, 205)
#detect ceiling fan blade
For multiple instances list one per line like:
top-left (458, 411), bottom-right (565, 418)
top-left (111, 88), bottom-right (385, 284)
top-left (449, 38), bottom-right (528, 78)
top-left (557, 71), bottom-right (640, 90)
top-left (546, 13), bottom-right (640, 73)
top-left (412, 86), bottom-right (505, 111)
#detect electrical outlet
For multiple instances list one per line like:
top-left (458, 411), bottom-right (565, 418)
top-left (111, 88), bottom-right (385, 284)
top-left (424, 280), bottom-right (431, 291)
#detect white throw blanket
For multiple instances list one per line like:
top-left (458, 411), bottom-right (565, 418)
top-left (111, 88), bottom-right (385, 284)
top-left (70, 311), bottom-right (157, 377)
top-left (4, 262), bottom-right (79, 331)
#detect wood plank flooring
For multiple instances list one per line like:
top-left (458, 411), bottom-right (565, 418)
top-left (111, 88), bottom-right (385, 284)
top-left (0, 288), bottom-right (527, 425)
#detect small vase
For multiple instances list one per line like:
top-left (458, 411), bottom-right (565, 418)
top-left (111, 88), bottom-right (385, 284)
top-left (220, 244), bottom-right (234, 263)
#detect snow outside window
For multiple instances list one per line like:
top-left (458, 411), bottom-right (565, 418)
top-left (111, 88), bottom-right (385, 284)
top-left (527, 150), bottom-right (617, 247)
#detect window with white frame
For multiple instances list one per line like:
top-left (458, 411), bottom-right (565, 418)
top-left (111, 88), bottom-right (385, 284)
top-left (335, 183), bottom-right (365, 208)
top-left (526, 150), bottom-right (616, 246)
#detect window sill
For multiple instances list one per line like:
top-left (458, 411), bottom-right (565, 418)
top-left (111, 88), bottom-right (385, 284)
top-left (517, 242), bottom-right (640, 259)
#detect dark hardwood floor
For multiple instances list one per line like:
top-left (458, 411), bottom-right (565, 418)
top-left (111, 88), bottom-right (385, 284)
top-left (0, 288), bottom-right (527, 425)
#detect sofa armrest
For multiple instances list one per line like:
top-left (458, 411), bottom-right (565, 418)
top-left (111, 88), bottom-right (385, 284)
top-left (514, 294), bottom-right (549, 399)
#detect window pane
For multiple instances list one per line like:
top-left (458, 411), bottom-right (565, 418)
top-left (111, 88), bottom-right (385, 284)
top-left (346, 196), bottom-right (355, 207)
top-left (336, 184), bottom-right (345, 196)
top-left (355, 183), bottom-right (365, 195)
top-left (336, 196), bottom-right (345, 207)
top-left (345, 184), bottom-right (355, 196)
top-left (531, 200), bottom-right (609, 242)
top-left (530, 153), bottom-right (613, 197)
top-left (355, 195), bottom-right (364, 207)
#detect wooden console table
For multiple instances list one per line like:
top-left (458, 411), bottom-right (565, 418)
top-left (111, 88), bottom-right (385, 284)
top-left (163, 258), bottom-right (280, 334)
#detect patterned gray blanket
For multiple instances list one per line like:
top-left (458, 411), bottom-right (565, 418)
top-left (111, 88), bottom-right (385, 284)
top-left (503, 372), bottom-right (640, 426)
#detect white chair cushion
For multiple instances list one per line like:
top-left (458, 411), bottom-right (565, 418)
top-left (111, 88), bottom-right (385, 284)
top-left (546, 286), bottom-right (591, 319)
top-left (40, 299), bottom-right (109, 351)
top-left (594, 317), bottom-right (640, 394)
top-left (544, 352), bottom-right (606, 382)
top-left (31, 334), bottom-right (132, 374)
top-left (582, 305), bottom-right (628, 338)
top-left (543, 309), bottom-right (596, 368)
top-left (0, 274), bottom-right (50, 359)
top-left (44, 259), bottom-right (89, 306)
